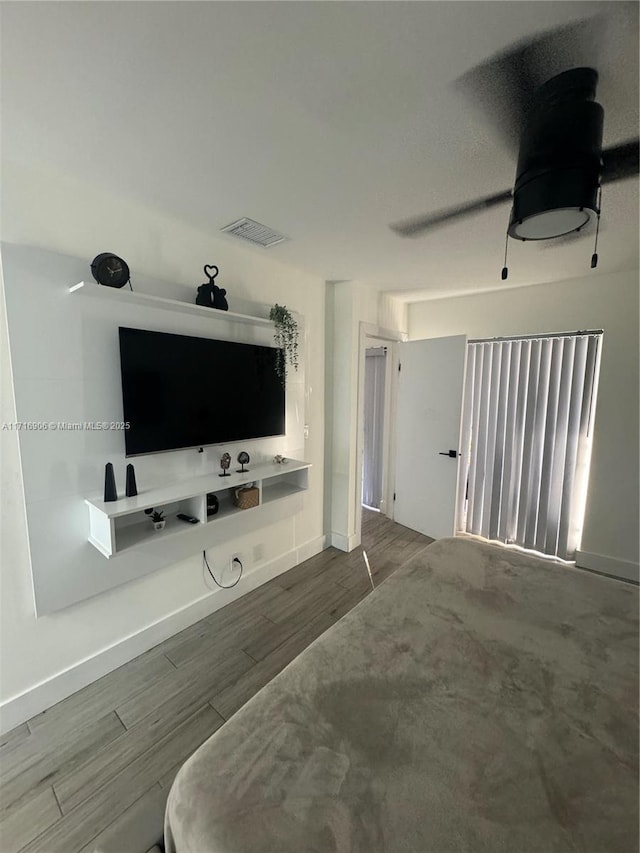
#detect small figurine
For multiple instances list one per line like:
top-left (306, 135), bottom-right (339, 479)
top-left (236, 451), bottom-right (250, 473)
top-left (125, 463), bottom-right (138, 497)
top-left (219, 452), bottom-right (231, 477)
top-left (195, 282), bottom-right (214, 307)
top-left (212, 284), bottom-right (228, 311)
top-left (207, 494), bottom-right (219, 516)
top-left (195, 264), bottom-right (228, 311)
top-left (104, 462), bottom-right (118, 502)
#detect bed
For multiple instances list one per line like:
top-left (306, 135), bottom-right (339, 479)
top-left (164, 536), bottom-right (639, 853)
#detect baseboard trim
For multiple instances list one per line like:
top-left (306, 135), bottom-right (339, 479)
top-left (575, 550), bottom-right (639, 584)
top-left (296, 533), bottom-right (330, 563)
top-left (0, 534), bottom-right (329, 735)
top-left (330, 532), bottom-right (360, 552)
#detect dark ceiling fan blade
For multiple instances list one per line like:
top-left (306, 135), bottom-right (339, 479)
top-left (389, 140), bottom-right (637, 241)
top-left (455, 15), bottom-right (603, 153)
top-left (601, 139), bottom-right (639, 183)
top-left (390, 190), bottom-right (512, 238)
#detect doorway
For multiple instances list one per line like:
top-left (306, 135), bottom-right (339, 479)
top-left (354, 327), bottom-right (400, 545)
top-left (362, 346), bottom-right (387, 511)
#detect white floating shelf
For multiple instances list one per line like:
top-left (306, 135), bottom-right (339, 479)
top-left (85, 460), bottom-right (311, 558)
top-left (86, 460), bottom-right (310, 518)
top-left (69, 281), bottom-right (272, 328)
top-left (261, 480), bottom-right (307, 504)
top-left (114, 512), bottom-right (203, 553)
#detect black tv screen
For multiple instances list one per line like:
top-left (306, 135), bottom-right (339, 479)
top-left (119, 327), bottom-right (285, 456)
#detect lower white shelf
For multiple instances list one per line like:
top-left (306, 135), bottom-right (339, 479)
top-left (115, 513), bottom-right (204, 553)
top-left (86, 460), bottom-right (310, 558)
top-left (261, 481), bottom-right (307, 504)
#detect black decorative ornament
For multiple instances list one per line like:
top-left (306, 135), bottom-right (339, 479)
top-left (195, 265), bottom-right (228, 311)
top-left (207, 493), bottom-right (219, 516)
top-left (104, 462), bottom-right (118, 502)
top-left (236, 451), bottom-right (250, 473)
top-left (213, 287), bottom-right (228, 311)
top-left (91, 253), bottom-right (130, 289)
top-left (125, 463), bottom-right (138, 497)
top-left (195, 283), bottom-right (214, 307)
top-left (219, 452), bottom-right (232, 477)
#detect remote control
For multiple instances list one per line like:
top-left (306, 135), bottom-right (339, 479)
top-left (176, 513), bottom-right (199, 524)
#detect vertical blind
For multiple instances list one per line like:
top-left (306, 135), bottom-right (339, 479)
top-left (458, 331), bottom-right (602, 560)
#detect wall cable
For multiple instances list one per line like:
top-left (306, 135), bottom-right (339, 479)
top-left (203, 550), bottom-right (243, 589)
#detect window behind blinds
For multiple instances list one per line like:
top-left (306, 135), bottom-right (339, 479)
top-left (457, 331), bottom-right (602, 560)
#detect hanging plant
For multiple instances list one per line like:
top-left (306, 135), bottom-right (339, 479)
top-left (269, 304), bottom-right (299, 385)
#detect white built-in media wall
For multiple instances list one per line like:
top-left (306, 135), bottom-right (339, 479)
top-left (2, 243), bottom-right (307, 614)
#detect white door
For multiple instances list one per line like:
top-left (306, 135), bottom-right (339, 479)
top-left (394, 335), bottom-right (467, 539)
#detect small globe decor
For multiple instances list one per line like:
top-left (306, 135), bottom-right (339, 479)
top-left (219, 452), bottom-right (232, 478)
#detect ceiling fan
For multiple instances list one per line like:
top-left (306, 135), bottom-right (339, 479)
top-left (389, 14), bottom-right (639, 275)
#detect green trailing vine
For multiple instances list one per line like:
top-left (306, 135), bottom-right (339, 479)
top-left (269, 304), bottom-right (299, 384)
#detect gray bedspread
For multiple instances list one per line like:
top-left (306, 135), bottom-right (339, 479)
top-left (164, 536), bottom-right (639, 853)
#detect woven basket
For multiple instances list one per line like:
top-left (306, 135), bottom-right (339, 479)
top-left (232, 485), bottom-right (259, 510)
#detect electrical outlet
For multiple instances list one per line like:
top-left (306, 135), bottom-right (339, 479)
top-left (304, 424), bottom-right (310, 439)
top-left (230, 553), bottom-right (243, 578)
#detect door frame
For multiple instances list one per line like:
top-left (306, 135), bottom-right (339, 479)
top-left (355, 322), bottom-right (407, 542)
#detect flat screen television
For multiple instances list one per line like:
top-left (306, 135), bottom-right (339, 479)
top-left (119, 327), bottom-right (285, 456)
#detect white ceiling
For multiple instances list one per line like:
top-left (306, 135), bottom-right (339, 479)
top-left (2, 1), bottom-right (638, 301)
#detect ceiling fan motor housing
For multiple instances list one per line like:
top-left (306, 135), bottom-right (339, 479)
top-left (508, 68), bottom-right (604, 240)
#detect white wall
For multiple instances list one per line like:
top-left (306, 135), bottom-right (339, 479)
top-left (0, 162), bottom-right (326, 730)
top-left (378, 292), bottom-right (408, 336)
top-left (325, 281), bottom-right (406, 550)
top-left (408, 269), bottom-right (640, 579)
top-left (326, 282), bottom-right (363, 550)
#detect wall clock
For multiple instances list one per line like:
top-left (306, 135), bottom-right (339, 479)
top-left (90, 253), bottom-right (130, 289)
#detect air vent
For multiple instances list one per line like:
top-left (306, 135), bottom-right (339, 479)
top-left (220, 218), bottom-right (287, 248)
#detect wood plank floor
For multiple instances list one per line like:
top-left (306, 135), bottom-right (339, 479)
top-left (0, 510), bottom-right (432, 853)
